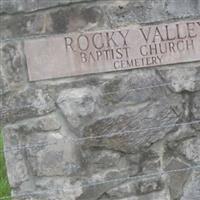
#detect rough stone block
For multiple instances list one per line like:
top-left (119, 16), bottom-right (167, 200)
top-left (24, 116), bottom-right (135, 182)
top-left (1, 0), bottom-right (200, 200)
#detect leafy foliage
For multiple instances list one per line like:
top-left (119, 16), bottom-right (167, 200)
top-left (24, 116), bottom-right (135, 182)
top-left (0, 132), bottom-right (11, 199)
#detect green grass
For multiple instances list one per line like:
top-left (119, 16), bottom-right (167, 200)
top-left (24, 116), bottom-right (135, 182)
top-left (0, 132), bottom-right (11, 199)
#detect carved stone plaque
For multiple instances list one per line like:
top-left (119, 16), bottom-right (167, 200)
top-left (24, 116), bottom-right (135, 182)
top-left (24, 20), bottom-right (200, 81)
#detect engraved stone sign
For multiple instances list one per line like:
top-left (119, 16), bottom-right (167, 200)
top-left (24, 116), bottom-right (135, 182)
top-left (24, 20), bottom-right (200, 81)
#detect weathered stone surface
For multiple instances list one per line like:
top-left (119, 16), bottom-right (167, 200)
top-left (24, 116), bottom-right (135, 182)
top-left (192, 92), bottom-right (200, 120)
top-left (166, 0), bottom-right (200, 17)
top-left (106, 0), bottom-right (200, 27)
top-left (0, 4), bottom-right (105, 39)
top-left (57, 88), bottom-right (99, 129)
top-left (158, 65), bottom-right (200, 93)
top-left (82, 99), bottom-right (181, 153)
top-left (181, 171), bottom-right (200, 200)
top-left (1, 0), bottom-right (200, 200)
top-left (106, 0), bottom-right (166, 26)
top-left (165, 158), bottom-right (191, 200)
top-left (104, 176), bottom-right (164, 199)
top-left (1, 87), bottom-right (56, 124)
top-left (1, 0), bottom-right (200, 19)
top-left (0, 0), bottom-right (98, 14)
top-left (2, 126), bottom-right (31, 189)
top-left (2, 64), bottom-right (199, 199)
top-left (1, 0), bottom-right (200, 40)
top-left (0, 41), bottom-right (27, 93)
top-left (99, 187), bottom-right (171, 200)
top-left (178, 137), bottom-right (200, 163)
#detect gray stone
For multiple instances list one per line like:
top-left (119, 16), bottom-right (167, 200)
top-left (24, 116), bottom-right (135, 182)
top-left (0, 4), bottom-right (105, 39)
top-left (165, 158), bottom-right (191, 199)
top-left (106, 0), bottom-right (167, 26)
top-left (3, 114), bottom-right (61, 134)
top-left (106, 0), bottom-right (200, 27)
top-left (82, 99), bottom-right (181, 153)
top-left (140, 151), bottom-right (161, 174)
top-left (166, 0), bottom-right (200, 17)
top-left (1, 0), bottom-right (200, 199)
top-left (157, 65), bottom-right (200, 93)
top-left (192, 92), bottom-right (200, 120)
top-left (135, 177), bottom-right (164, 195)
top-left (106, 180), bottom-right (137, 198)
top-left (57, 88), bottom-right (99, 129)
top-left (2, 127), bottom-right (31, 189)
top-left (99, 187), bottom-right (171, 200)
top-left (181, 172), bottom-right (200, 200)
top-left (0, 0), bottom-right (98, 14)
top-left (1, 87), bottom-right (56, 124)
top-left (0, 41), bottom-right (27, 92)
top-left (178, 137), bottom-right (200, 163)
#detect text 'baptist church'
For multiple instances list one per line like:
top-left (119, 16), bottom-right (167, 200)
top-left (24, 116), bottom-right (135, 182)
top-left (24, 20), bottom-right (200, 81)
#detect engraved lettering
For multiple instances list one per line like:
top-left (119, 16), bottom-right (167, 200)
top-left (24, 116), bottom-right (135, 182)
top-left (118, 30), bottom-right (129, 46)
top-left (92, 33), bottom-right (104, 49)
top-left (176, 24), bottom-right (187, 39)
top-left (106, 32), bottom-right (118, 48)
top-left (165, 25), bottom-right (176, 41)
top-left (186, 39), bottom-right (195, 51)
top-left (24, 20), bottom-right (200, 81)
top-left (140, 27), bottom-right (151, 42)
top-left (187, 22), bottom-right (197, 38)
top-left (65, 37), bottom-right (74, 51)
top-left (140, 45), bottom-right (148, 56)
top-left (116, 48), bottom-right (123, 59)
top-left (78, 35), bottom-right (89, 51)
top-left (177, 40), bottom-right (185, 52)
top-left (152, 27), bottom-right (165, 43)
top-left (80, 52), bottom-right (87, 63)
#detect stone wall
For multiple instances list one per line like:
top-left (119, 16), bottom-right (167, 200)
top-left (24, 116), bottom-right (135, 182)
top-left (1, 0), bottom-right (200, 200)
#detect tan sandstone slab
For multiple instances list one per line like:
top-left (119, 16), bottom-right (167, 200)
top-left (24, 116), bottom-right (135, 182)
top-left (24, 20), bottom-right (200, 81)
